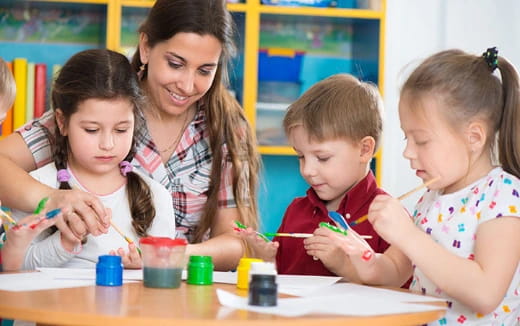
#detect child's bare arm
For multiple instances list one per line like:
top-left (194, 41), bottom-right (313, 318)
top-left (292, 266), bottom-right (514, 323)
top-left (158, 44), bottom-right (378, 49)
top-left (398, 216), bottom-right (520, 315)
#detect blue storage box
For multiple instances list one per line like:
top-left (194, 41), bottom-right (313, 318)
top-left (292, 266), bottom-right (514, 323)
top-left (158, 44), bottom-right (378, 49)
top-left (258, 48), bottom-right (305, 82)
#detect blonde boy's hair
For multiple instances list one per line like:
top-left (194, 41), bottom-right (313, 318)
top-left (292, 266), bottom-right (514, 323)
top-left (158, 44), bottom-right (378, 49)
top-left (283, 73), bottom-right (384, 151)
top-left (0, 57), bottom-right (16, 112)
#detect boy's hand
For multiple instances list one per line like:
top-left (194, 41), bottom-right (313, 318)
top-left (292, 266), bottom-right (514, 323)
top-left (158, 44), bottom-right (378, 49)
top-left (236, 227), bottom-right (279, 262)
top-left (310, 226), bottom-right (368, 260)
top-left (306, 226), bottom-right (373, 282)
top-left (304, 228), bottom-right (345, 272)
top-left (110, 242), bottom-right (142, 269)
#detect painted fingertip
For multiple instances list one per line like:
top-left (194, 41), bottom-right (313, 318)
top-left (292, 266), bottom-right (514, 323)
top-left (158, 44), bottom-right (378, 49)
top-left (362, 250), bottom-right (373, 261)
top-left (45, 208), bottom-right (61, 219)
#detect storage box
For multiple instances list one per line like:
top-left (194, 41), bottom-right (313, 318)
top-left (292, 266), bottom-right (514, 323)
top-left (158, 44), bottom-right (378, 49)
top-left (258, 48), bottom-right (305, 82)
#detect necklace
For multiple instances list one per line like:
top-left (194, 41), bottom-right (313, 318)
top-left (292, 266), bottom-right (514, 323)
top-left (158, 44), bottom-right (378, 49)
top-left (157, 110), bottom-right (190, 154)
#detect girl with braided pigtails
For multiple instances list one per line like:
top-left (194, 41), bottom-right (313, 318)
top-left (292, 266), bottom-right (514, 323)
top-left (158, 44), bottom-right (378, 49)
top-left (10, 49), bottom-right (175, 269)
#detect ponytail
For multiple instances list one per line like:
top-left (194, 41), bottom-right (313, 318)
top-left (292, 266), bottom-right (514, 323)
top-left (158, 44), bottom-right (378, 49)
top-left (496, 56), bottom-right (520, 178)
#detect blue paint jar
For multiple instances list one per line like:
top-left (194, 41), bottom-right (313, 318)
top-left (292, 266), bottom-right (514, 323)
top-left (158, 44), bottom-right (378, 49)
top-left (96, 255), bottom-right (123, 286)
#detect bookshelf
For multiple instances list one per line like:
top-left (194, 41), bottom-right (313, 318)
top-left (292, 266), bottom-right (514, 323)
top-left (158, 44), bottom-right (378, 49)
top-left (1, 0), bottom-right (385, 232)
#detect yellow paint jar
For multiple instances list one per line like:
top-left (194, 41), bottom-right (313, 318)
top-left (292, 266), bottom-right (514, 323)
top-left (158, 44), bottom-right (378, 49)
top-left (236, 258), bottom-right (263, 290)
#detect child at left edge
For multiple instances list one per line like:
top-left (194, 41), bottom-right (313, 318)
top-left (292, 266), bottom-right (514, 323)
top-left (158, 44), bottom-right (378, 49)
top-left (0, 57), bottom-right (60, 272)
top-left (239, 74), bottom-right (390, 281)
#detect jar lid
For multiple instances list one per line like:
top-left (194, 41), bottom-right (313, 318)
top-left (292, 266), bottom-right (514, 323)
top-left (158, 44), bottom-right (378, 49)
top-left (250, 261), bottom-right (277, 275)
top-left (98, 254), bottom-right (122, 265)
top-left (237, 257), bottom-right (263, 268)
top-left (189, 255), bottom-right (213, 263)
top-left (139, 237), bottom-right (187, 247)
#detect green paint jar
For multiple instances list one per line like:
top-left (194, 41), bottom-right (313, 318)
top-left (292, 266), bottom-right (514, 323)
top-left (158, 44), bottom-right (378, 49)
top-left (187, 255), bottom-right (214, 285)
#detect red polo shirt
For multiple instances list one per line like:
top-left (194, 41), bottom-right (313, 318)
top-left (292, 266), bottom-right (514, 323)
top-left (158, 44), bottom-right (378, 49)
top-left (275, 171), bottom-right (390, 276)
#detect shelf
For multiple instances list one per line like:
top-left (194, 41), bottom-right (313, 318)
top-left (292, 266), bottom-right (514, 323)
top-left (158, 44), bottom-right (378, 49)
top-left (3, 0), bottom-right (384, 167)
top-left (33, 0), bottom-right (109, 3)
top-left (259, 5), bottom-right (383, 18)
top-left (259, 146), bottom-right (295, 155)
top-left (120, 1), bottom-right (247, 12)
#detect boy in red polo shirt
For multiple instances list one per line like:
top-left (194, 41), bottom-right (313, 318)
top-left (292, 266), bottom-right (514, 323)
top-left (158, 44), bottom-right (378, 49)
top-left (240, 74), bottom-right (390, 282)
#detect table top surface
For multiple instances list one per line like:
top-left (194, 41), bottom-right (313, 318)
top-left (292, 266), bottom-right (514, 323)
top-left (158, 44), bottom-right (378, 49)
top-left (0, 279), bottom-right (446, 326)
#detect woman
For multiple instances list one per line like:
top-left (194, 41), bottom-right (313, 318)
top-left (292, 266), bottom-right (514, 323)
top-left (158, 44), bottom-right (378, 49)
top-left (0, 0), bottom-right (260, 271)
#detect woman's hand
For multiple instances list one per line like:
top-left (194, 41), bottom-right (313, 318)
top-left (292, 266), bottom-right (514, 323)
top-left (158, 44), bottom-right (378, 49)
top-left (236, 227), bottom-right (279, 262)
top-left (46, 188), bottom-right (110, 243)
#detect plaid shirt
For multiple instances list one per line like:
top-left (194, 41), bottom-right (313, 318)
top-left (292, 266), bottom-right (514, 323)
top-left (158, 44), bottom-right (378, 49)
top-left (18, 108), bottom-right (240, 243)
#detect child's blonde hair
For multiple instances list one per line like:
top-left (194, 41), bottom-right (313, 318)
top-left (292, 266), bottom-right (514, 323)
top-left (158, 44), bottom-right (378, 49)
top-left (283, 73), bottom-right (384, 152)
top-left (0, 57), bottom-right (16, 111)
top-left (401, 48), bottom-right (520, 178)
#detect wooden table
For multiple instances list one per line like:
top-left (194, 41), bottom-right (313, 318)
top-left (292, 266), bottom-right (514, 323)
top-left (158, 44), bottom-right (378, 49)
top-left (0, 281), bottom-right (446, 326)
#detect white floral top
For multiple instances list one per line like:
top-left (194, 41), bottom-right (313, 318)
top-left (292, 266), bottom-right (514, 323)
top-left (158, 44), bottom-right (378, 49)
top-left (411, 167), bottom-right (520, 325)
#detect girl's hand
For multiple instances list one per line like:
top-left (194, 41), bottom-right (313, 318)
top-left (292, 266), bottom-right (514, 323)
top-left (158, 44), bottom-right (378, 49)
top-left (110, 242), bottom-right (142, 269)
top-left (47, 188), bottom-right (110, 242)
top-left (368, 194), bottom-right (416, 245)
top-left (236, 227), bottom-right (279, 262)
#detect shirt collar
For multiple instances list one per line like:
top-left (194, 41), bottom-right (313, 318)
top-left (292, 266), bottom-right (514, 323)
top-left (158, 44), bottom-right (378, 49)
top-left (306, 170), bottom-right (379, 217)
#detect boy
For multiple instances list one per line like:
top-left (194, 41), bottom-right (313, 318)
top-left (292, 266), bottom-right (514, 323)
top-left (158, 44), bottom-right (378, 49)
top-left (241, 74), bottom-right (390, 282)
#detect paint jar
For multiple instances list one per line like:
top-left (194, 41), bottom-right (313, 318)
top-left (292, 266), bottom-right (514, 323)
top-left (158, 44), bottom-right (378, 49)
top-left (139, 237), bottom-right (187, 288)
top-left (96, 255), bottom-right (123, 286)
top-left (248, 261), bottom-right (277, 306)
top-left (187, 255), bottom-right (214, 285)
top-left (236, 257), bottom-right (263, 290)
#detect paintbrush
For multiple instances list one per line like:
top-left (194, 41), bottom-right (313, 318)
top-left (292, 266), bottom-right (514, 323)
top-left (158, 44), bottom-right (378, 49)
top-left (0, 207), bottom-right (16, 226)
top-left (234, 220), bottom-right (270, 242)
top-left (264, 232), bottom-right (372, 239)
top-left (110, 220), bottom-right (142, 255)
top-left (348, 177), bottom-right (440, 226)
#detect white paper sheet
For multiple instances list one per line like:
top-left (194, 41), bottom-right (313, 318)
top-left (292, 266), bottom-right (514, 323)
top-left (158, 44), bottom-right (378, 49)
top-left (217, 288), bottom-right (444, 317)
top-left (306, 282), bottom-right (446, 303)
top-left (33, 269), bottom-right (342, 295)
top-left (0, 272), bottom-right (94, 291)
top-left (38, 268), bottom-right (235, 283)
top-left (276, 274), bottom-right (342, 296)
top-left (209, 272), bottom-right (342, 296)
top-left (37, 267), bottom-right (144, 281)
top-left (0, 268), bottom-right (142, 292)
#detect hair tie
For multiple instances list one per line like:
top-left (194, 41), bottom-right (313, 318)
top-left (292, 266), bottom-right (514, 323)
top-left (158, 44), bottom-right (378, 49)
top-left (57, 169), bottom-right (71, 183)
top-left (119, 161), bottom-right (133, 177)
top-left (482, 47), bottom-right (498, 72)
